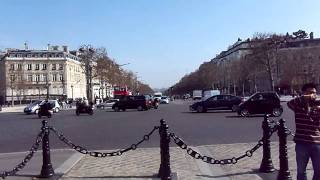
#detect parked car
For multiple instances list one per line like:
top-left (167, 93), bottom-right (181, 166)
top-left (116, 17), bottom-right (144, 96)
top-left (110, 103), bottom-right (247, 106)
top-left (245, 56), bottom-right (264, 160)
top-left (112, 95), bottom-right (152, 111)
top-left (189, 94), bottom-right (242, 113)
top-left (24, 100), bottom-right (42, 114)
top-left (96, 99), bottom-right (119, 109)
top-left (160, 96), bottom-right (170, 104)
top-left (237, 92), bottom-right (283, 117)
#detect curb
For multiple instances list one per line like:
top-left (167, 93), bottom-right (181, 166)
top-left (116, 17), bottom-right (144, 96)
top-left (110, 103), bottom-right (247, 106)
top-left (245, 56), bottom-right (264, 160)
top-left (55, 153), bottom-right (85, 175)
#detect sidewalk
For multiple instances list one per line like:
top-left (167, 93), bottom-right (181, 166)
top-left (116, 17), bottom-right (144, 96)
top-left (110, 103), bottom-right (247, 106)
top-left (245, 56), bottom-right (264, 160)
top-left (0, 105), bottom-right (75, 113)
top-left (0, 141), bottom-right (314, 180)
top-left (0, 105), bottom-right (25, 113)
top-left (60, 141), bottom-right (314, 180)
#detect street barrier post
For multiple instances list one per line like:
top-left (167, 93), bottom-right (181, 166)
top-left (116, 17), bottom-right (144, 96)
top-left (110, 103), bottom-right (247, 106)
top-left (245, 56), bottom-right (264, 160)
top-left (277, 119), bottom-right (292, 180)
top-left (158, 119), bottom-right (172, 180)
top-left (39, 120), bottom-right (54, 178)
top-left (259, 114), bottom-right (275, 172)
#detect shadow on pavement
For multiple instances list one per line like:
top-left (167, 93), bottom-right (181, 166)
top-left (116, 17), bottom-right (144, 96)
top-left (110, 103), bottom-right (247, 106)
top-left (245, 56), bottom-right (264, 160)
top-left (181, 111), bottom-right (235, 114)
top-left (12, 174), bottom-right (62, 180)
top-left (196, 168), bottom-right (278, 180)
top-left (63, 175), bottom-right (158, 179)
top-left (225, 115), bottom-right (265, 118)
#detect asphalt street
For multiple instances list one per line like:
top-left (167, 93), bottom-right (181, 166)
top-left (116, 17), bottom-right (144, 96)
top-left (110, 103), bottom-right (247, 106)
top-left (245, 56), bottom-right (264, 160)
top-left (0, 100), bottom-right (295, 154)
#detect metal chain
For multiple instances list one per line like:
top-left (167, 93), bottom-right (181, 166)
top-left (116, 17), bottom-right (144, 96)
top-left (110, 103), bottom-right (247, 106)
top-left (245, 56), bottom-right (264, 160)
top-left (286, 128), bottom-right (295, 137)
top-left (169, 132), bottom-right (273, 165)
top-left (49, 126), bottom-right (159, 157)
top-left (270, 123), bottom-right (279, 137)
top-left (1, 130), bottom-right (45, 179)
top-left (271, 119), bottom-right (295, 137)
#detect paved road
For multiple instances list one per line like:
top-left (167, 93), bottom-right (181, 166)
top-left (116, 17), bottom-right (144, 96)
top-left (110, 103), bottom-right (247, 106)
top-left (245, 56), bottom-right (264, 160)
top-left (0, 100), bottom-right (295, 154)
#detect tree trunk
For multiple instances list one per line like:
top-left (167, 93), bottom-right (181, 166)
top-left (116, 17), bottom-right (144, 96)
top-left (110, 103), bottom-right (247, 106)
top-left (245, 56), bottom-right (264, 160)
top-left (266, 58), bottom-right (275, 91)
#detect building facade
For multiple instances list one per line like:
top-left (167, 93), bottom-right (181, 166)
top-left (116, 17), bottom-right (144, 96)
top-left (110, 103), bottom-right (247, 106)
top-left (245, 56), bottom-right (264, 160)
top-left (0, 46), bottom-right (88, 104)
top-left (210, 33), bottom-right (320, 95)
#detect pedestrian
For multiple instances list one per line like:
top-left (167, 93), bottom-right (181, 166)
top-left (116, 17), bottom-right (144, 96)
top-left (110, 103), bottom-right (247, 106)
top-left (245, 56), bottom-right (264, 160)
top-left (287, 83), bottom-right (320, 180)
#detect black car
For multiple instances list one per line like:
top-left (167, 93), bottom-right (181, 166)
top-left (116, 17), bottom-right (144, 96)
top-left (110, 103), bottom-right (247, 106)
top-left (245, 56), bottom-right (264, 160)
top-left (237, 92), bottom-right (283, 117)
top-left (189, 94), bottom-right (242, 113)
top-left (112, 95), bottom-right (152, 111)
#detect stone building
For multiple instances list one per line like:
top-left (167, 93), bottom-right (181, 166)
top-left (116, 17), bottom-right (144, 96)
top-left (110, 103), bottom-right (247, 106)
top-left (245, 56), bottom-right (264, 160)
top-left (0, 45), bottom-right (89, 104)
top-left (210, 33), bottom-right (320, 95)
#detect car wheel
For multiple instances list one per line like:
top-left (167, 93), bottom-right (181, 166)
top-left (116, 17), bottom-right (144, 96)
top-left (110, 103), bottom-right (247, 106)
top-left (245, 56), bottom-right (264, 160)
top-left (196, 106), bottom-right (204, 113)
top-left (231, 105), bottom-right (238, 112)
top-left (137, 106), bottom-right (143, 111)
top-left (272, 108), bottom-right (282, 117)
top-left (35, 109), bottom-right (39, 114)
top-left (54, 107), bottom-right (59, 113)
top-left (114, 106), bottom-right (120, 112)
top-left (240, 109), bottom-right (249, 117)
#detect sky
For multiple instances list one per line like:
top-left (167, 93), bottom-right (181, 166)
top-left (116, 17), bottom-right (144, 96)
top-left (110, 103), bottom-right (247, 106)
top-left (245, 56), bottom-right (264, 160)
top-left (1, 0), bottom-right (320, 89)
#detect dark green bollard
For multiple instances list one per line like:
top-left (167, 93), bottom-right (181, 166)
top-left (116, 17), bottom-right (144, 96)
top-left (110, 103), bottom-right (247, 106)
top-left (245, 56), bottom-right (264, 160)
top-left (158, 119), bottom-right (172, 180)
top-left (259, 114), bottom-right (275, 173)
top-left (277, 119), bottom-right (292, 180)
top-left (39, 120), bottom-right (54, 178)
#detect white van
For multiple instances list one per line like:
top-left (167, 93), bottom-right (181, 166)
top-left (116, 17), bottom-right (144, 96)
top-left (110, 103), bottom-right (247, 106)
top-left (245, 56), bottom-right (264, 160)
top-left (154, 92), bottom-right (162, 101)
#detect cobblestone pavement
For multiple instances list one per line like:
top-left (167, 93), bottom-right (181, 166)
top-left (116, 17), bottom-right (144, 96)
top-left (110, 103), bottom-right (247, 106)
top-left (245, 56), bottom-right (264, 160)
top-left (61, 141), bottom-right (314, 180)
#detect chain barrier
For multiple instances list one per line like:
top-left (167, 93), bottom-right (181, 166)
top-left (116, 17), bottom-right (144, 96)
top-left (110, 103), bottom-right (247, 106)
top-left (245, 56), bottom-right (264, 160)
top-left (286, 128), bottom-right (295, 137)
top-left (1, 130), bottom-right (45, 179)
top-left (169, 127), bottom-right (280, 165)
top-left (49, 126), bottom-right (159, 157)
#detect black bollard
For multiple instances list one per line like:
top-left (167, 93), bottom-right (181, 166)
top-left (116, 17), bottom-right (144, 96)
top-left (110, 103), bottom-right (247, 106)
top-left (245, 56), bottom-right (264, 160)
top-left (277, 119), bottom-right (292, 180)
top-left (39, 120), bottom-right (54, 178)
top-left (259, 114), bottom-right (275, 173)
top-left (158, 119), bottom-right (172, 180)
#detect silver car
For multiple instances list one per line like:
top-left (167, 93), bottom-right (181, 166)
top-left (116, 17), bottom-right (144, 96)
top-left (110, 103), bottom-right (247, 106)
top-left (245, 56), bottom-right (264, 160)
top-left (96, 99), bottom-right (119, 109)
top-left (24, 100), bottom-right (42, 114)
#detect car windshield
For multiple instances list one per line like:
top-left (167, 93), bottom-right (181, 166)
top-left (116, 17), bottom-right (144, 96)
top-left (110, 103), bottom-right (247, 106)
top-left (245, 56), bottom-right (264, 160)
top-left (161, 97), bottom-right (167, 99)
top-left (154, 95), bottom-right (161, 97)
top-left (30, 101), bottom-right (41, 105)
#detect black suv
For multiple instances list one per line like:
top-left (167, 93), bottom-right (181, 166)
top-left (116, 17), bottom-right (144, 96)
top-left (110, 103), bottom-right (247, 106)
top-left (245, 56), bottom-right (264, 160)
top-left (237, 92), bottom-right (283, 117)
top-left (189, 94), bottom-right (243, 113)
top-left (112, 95), bottom-right (152, 111)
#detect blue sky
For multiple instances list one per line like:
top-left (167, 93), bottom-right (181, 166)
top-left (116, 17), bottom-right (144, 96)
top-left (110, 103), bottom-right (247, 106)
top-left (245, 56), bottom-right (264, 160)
top-left (1, 0), bottom-right (320, 89)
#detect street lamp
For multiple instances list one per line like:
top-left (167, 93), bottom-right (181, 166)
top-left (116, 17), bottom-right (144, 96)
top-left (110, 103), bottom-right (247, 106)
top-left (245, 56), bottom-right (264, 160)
top-left (71, 85), bottom-right (74, 100)
top-left (46, 83), bottom-right (51, 100)
top-left (36, 87), bottom-right (40, 100)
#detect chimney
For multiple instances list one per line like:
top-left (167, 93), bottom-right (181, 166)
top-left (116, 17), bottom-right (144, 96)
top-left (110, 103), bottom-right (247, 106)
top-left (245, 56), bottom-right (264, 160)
top-left (62, 46), bottom-right (69, 53)
top-left (310, 32), bottom-right (314, 39)
top-left (47, 44), bottom-right (51, 50)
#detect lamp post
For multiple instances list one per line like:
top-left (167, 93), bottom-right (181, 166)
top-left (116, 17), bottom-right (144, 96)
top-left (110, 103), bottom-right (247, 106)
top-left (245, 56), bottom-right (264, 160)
top-left (71, 85), bottom-right (74, 100)
top-left (36, 87), bottom-right (40, 100)
top-left (46, 83), bottom-right (51, 100)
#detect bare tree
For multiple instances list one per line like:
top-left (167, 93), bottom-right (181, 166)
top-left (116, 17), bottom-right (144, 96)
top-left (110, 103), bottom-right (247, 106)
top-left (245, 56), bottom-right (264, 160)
top-left (78, 44), bottom-right (97, 102)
